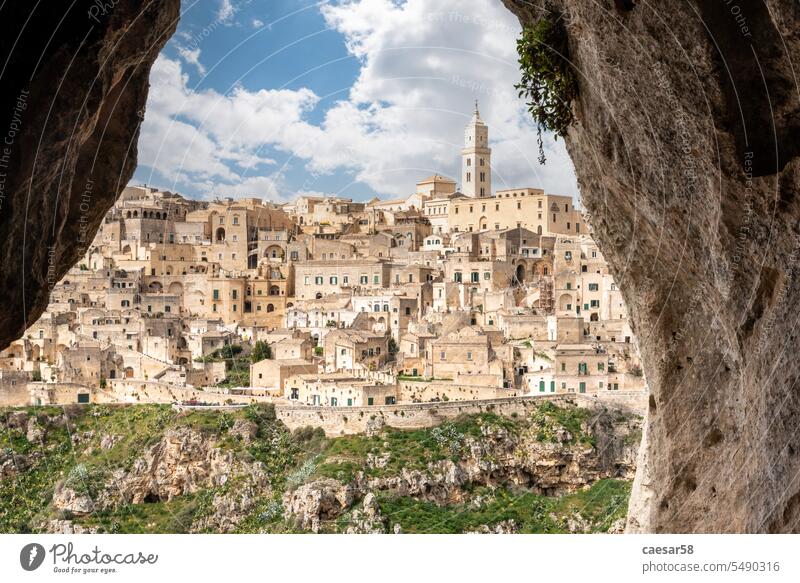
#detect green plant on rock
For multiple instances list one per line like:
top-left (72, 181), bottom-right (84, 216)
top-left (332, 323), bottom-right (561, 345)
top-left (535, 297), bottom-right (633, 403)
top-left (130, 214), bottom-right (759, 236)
top-left (515, 14), bottom-right (578, 164)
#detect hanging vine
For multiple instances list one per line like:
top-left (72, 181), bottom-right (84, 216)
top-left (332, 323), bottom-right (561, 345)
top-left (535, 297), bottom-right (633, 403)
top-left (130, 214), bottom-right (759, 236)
top-left (515, 14), bottom-right (578, 164)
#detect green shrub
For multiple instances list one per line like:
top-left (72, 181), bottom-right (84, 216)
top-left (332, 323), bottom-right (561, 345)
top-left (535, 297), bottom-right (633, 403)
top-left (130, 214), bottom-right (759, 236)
top-left (251, 340), bottom-right (271, 362)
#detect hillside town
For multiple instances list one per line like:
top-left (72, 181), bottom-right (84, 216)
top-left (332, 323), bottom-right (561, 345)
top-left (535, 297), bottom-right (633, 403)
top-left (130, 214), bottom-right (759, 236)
top-left (0, 106), bottom-right (646, 408)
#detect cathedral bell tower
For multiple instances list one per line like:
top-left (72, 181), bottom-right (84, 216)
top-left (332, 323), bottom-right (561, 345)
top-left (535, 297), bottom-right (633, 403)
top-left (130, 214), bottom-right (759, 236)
top-left (461, 101), bottom-right (491, 198)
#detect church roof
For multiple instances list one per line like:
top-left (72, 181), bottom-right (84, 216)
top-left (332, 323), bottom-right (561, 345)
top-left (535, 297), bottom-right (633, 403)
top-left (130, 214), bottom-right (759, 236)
top-left (417, 174), bottom-right (456, 184)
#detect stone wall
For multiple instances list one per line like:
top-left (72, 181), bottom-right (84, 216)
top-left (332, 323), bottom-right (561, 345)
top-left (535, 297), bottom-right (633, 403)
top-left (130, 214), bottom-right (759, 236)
top-left (276, 392), bottom-right (645, 436)
top-left (398, 380), bottom-right (517, 402)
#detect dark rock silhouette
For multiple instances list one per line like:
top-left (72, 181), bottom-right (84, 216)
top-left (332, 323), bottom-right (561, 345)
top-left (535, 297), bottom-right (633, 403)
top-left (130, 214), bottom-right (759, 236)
top-left (0, 1), bottom-right (179, 350)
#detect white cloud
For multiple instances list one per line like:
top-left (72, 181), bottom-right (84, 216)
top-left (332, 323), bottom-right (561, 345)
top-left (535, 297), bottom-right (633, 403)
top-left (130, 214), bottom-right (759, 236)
top-left (251, 18), bottom-right (264, 28)
top-left (176, 46), bottom-right (206, 75)
top-left (138, 55), bottom-right (310, 200)
top-left (138, 0), bottom-right (578, 202)
top-left (217, 0), bottom-right (235, 24)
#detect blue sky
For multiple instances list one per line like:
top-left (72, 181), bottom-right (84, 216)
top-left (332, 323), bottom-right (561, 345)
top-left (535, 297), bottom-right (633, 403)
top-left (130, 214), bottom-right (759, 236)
top-left (133, 0), bottom-right (578, 203)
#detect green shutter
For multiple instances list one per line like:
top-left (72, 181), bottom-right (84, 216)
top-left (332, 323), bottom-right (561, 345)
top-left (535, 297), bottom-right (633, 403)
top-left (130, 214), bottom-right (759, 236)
top-left (539, 380), bottom-right (545, 392)
top-left (579, 382), bottom-right (586, 393)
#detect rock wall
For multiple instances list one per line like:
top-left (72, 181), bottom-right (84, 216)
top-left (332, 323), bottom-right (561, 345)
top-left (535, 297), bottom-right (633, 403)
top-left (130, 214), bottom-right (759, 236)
top-left (0, 1), bottom-right (179, 350)
top-left (502, 0), bottom-right (800, 532)
top-left (276, 393), bottom-right (646, 436)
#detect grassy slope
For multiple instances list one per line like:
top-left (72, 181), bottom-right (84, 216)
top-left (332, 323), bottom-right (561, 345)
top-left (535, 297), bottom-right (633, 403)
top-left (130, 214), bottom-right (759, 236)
top-left (0, 403), bottom-right (636, 534)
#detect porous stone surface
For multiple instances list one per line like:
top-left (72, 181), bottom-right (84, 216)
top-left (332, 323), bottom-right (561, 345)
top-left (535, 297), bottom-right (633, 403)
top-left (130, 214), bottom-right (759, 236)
top-left (502, 0), bottom-right (800, 532)
top-left (0, 1), bottom-right (179, 350)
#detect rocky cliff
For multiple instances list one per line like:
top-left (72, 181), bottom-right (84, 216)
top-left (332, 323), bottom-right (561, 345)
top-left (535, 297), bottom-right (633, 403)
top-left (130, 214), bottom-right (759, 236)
top-left (0, 402), bottom-right (640, 534)
top-left (0, 1), bottom-right (179, 350)
top-left (502, 0), bottom-right (800, 533)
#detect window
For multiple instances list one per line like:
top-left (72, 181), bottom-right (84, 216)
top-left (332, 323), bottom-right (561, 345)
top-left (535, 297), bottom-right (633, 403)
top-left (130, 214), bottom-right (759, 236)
top-left (560, 362), bottom-right (566, 372)
top-left (343, 275), bottom-right (349, 284)
top-left (589, 283), bottom-right (599, 291)
top-left (405, 307), bottom-right (411, 315)
top-left (368, 397), bottom-right (374, 406)
top-left (304, 276), bottom-right (310, 285)
top-left (466, 172), bottom-right (471, 182)
top-left (517, 202), bottom-right (521, 210)
top-left (373, 274), bottom-right (380, 284)
top-left (232, 290), bottom-right (238, 299)
top-left (471, 272), bottom-right (479, 283)
top-left (454, 272), bottom-right (462, 283)
top-left (330, 397), bottom-right (337, 406)
top-left (467, 351), bottom-right (472, 361)
top-left (290, 251), bottom-right (299, 261)
top-left (315, 276), bottom-right (323, 285)
top-left (566, 282), bottom-right (572, 290)
top-left (467, 158), bottom-right (471, 166)
top-left (440, 351), bottom-right (446, 360)
top-left (330, 276), bottom-right (338, 284)
top-left (480, 158), bottom-right (484, 166)
top-left (360, 275), bottom-right (368, 284)
top-left (598, 363), bottom-right (605, 372)
top-left (591, 300), bottom-right (600, 307)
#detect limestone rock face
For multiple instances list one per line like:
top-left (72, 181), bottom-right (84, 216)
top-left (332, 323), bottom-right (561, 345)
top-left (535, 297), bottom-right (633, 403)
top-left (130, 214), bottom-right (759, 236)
top-left (502, 0), bottom-right (800, 532)
top-left (114, 427), bottom-right (238, 504)
top-left (283, 479), bottom-right (357, 533)
top-left (52, 484), bottom-right (95, 516)
top-left (0, 1), bottom-right (179, 350)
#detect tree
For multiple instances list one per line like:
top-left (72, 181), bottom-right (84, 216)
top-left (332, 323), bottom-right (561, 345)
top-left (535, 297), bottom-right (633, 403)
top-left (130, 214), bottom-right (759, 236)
top-left (251, 340), bottom-right (272, 363)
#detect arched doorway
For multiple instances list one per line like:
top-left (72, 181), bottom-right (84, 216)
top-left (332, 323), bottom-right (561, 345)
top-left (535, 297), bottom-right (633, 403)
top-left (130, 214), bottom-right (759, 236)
top-left (215, 227), bottom-right (226, 242)
top-left (515, 263), bottom-right (525, 285)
